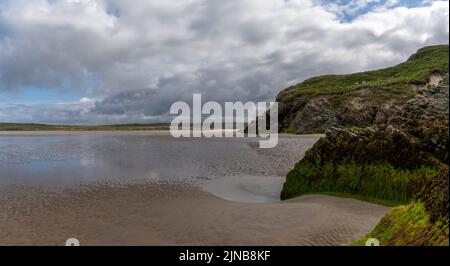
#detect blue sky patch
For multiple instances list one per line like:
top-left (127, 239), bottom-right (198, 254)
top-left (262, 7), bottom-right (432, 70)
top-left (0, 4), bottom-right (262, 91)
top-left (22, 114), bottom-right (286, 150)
top-left (318, 0), bottom-right (439, 21)
top-left (0, 87), bottom-right (81, 104)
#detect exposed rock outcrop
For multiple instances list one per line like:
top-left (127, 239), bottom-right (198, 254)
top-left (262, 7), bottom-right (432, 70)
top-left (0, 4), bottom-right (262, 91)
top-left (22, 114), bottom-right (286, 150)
top-left (281, 63), bottom-right (449, 246)
top-left (277, 45), bottom-right (448, 134)
top-left (296, 74), bottom-right (449, 168)
top-left (303, 125), bottom-right (440, 169)
top-left (390, 75), bottom-right (449, 163)
top-left (278, 89), bottom-right (405, 133)
top-left (278, 97), bottom-right (340, 133)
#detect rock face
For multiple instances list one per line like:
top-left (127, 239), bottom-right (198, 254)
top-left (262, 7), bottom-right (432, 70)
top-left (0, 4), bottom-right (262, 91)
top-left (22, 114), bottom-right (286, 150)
top-left (281, 73), bottom-right (449, 246)
top-left (278, 97), bottom-right (341, 133)
top-left (276, 45), bottom-right (448, 133)
top-left (304, 75), bottom-right (449, 167)
top-left (278, 89), bottom-right (404, 133)
top-left (281, 122), bottom-right (443, 203)
top-left (278, 45), bottom-right (449, 246)
top-left (303, 125), bottom-right (440, 169)
top-left (390, 75), bottom-right (449, 163)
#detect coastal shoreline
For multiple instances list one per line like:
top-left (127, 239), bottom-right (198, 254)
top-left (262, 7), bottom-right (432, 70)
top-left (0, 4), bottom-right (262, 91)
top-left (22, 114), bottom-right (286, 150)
top-left (0, 130), bottom-right (325, 138)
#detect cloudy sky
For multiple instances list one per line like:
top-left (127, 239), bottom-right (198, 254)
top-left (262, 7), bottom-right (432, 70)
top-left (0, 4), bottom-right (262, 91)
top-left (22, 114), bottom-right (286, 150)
top-left (0, 0), bottom-right (448, 124)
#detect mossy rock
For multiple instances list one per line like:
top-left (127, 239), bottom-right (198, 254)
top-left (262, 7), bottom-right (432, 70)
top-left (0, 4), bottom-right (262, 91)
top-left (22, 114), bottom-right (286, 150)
top-left (352, 167), bottom-right (449, 246)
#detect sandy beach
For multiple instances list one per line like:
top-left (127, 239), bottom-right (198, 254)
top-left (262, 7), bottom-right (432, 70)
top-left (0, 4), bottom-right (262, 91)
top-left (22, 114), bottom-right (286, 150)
top-left (0, 181), bottom-right (389, 246)
top-left (0, 131), bottom-right (388, 246)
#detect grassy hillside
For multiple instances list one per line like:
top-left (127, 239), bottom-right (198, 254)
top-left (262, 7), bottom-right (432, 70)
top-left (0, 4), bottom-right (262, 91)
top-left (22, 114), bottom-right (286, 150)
top-left (276, 45), bottom-right (449, 134)
top-left (0, 123), bottom-right (170, 131)
top-left (277, 45), bottom-right (449, 103)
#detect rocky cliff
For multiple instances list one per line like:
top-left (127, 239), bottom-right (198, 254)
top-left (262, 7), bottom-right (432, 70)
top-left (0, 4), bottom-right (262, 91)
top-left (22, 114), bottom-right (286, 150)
top-left (282, 74), bottom-right (448, 200)
top-left (299, 75), bottom-right (449, 167)
top-left (276, 45), bottom-right (449, 133)
top-left (280, 49), bottom-right (449, 245)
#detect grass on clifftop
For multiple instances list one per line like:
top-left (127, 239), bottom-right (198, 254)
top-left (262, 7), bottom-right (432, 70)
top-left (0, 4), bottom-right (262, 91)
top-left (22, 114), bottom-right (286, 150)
top-left (281, 161), bottom-right (439, 205)
top-left (277, 45), bottom-right (449, 103)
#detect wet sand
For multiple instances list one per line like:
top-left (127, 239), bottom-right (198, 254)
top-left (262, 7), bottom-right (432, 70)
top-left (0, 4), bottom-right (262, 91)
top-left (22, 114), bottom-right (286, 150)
top-left (0, 130), bottom-right (172, 136)
top-left (0, 130), bottom-right (324, 137)
top-left (0, 131), bottom-right (386, 246)
top-left (0, 131), bottom-right (322, 202)
top-left (0, 181), bottom-right (389, 246)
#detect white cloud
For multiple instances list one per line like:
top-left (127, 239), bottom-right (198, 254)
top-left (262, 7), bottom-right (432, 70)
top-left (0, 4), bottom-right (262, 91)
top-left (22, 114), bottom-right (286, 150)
top-left (79, 97), bottom-right (95, 103)
top-left (0, 0), bottom-right (448, 124)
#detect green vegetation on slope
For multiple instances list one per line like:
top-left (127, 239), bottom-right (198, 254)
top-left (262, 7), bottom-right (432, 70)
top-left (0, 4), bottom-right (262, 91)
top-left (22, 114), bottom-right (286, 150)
top-left (277, 45), bottom-right (449, 103)
top-left (352, 165), bottom-right (449, 246)
top-left (277, 45), bottom-right (449, 245)
top-left (281, 161), bottom-right (439, 205)
top-left (0, 123), bottom-right (170, 131)
top-left (352, 202), bottom-right (448, 246)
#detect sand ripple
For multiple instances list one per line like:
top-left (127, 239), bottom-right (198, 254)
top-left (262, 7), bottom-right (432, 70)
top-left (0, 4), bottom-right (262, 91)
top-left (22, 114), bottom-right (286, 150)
top-left (0, 182), bottom-right (389, 246)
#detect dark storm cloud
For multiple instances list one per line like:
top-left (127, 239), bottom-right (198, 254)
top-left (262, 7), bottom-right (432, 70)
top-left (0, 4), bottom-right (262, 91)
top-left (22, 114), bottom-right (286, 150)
top-left (0, 0), bottom-right (448, 124)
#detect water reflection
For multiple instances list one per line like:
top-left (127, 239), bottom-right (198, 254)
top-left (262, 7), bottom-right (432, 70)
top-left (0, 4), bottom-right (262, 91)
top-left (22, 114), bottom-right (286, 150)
top-left (0, 133), bottom-right (319, 202)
